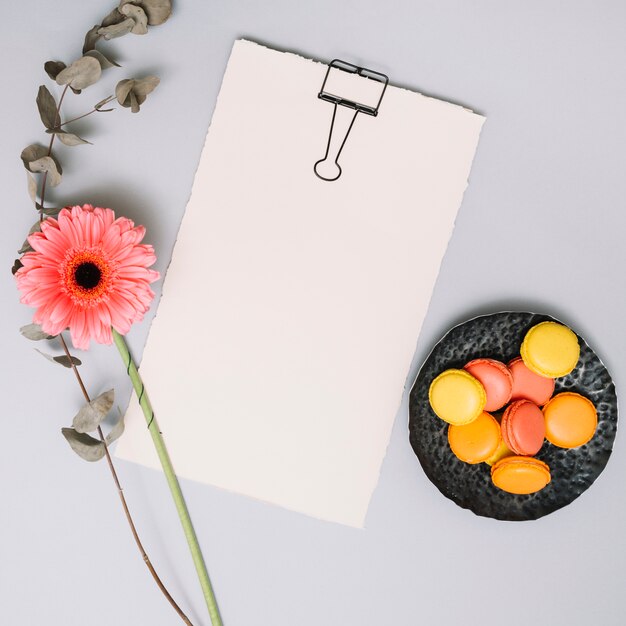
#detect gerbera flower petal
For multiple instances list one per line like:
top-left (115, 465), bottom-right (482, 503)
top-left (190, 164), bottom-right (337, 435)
top-left (93, 206), bottom-right (113, 226)
top-left (49, 296), bottom-right (72, 324)
top-left (115, 217), bottom-right (136, 235)
top-left (116, 245), bottom-right (157, 267)
top-left (28, 234), bottom-right (66, 259)
top-left (109, 230), bottom-right (146, 261)
top-left (57, 208), bottom-right (82, 248)
top-left (15, 204), bottom-right (159, 350)
top-left (69, 308), bottom-right (87, 348)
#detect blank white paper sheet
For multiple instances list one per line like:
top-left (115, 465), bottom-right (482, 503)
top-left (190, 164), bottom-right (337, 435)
top-left (115, 40), bottom-right (485, 527)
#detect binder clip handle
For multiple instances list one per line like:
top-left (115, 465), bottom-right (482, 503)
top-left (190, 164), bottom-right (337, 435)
top-left (314, 103), bottom-right (358, 182)
top-left (314, 60), bottom-right (388, 182)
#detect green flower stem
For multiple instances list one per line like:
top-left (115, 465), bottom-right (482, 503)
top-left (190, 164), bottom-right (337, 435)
top-left (112, 328), bottom-right (223, 626)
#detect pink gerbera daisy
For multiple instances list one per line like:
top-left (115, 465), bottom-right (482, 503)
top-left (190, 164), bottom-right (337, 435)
top-left (16, 204), bottom-right (160, 350)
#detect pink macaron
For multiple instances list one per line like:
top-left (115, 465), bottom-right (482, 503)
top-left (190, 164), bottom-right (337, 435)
top-left (501, 399), bottom-right (546, 456)
top-left (464, 358), bottom-right (513, 412)
top-left (508, 356), bottom-right (555, 406)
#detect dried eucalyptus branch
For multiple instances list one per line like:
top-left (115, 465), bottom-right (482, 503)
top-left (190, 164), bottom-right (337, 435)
top-left (58, 333), bottom-right (194, 626)
top-left (14, 0), bottom-right (169, 257)
top-left (13, 3), bottom-right (201, 625)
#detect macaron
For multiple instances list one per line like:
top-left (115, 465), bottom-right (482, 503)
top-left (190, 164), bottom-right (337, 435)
top-left (520, 321), bottom-right (580, 378)
top-left (429, 369), bottom-right (486, 426)
top-left (501, 399), bottom-right (546, 456)
top-left (484, 439), bottom-right (514, 466)
top-left (491, 456), bottom-right (551, 495)
top-left (542, 392), bottom-right (598, 448)
top-left (508, 356), bottom-right (555, 406)
top-left (464, 358), bottom-right (513, 412)
top-left (448, 411), bottom-right (501, 464)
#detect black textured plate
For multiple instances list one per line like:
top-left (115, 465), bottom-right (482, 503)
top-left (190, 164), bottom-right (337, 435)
top-left (408, 312), bottom-right (618, 521)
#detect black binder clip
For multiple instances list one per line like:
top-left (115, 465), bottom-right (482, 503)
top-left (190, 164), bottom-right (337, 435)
top-left (314, 60), bottom-right (389, 182)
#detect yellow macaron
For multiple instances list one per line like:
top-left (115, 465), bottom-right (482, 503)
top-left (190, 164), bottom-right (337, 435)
top-left (520, 321), bottom-right (580, 378)
top-left (484, 438), bottom-right (514, 466)
top-left (429, 369), bottom-right (486, 426)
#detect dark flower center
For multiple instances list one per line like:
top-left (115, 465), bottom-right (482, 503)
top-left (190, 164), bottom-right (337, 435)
top-left (74, 262), bottom-right (102, 290)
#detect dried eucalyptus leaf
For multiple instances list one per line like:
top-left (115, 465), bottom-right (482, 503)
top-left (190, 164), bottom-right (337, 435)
top-left (56, 56), bottom-right (102, 90)
top-left (36, 85), bottom-right (58, 129)
top-left (120, 3), bottom-right (148, 34)
top-left (44, 61), bottom-right (66, 80)
top-left (133, 0), bottom-right (172, 25)
top-left (40, 205), bottom-right (61, 217)
top-left (51, 152), bottom-right (62, 175)
top-left (72, 389), bottom-right (115, 433)
top-left (115, 79), bottom-right (134, 105)
top-left (70, 87), bottom-right (82, 95)
top-left (57, 355), bottom-right (81, 367)
top-left (132, 75), bottom-right (160, 98)
top-left (116, 76), bottom-right (159, 112)
top-left (48, 130), bottom-right (92, 146)
top-left (98, 17), bottom-right (135, 40)
top-left (101, 7), bottom-right (126, 27)
top-left (29, 156), bottom-right (62, 187)
top-left (17, 222), bottom-right (40, 254)
top-left (26, 171), bottom-right (37, 203)
top-left (20, 144), bottom-right (48, 171)
top-left (84, 49), bottom-right (120, 70)
top-left (36, 349), bottom-right (82, 368)
top-left (82, 25), bottom-right (102, 53)
top-left (18, 240), bottom-right (33, 254)
top-left (129, 90), bottom-right (139, 113)
top-left (20, 323), bottom-right (55, 341)
top-left (61, 428), bottom-right (106, 462)
top-left (18, 220), bottom-right (40, 253)
top-left (58, 132), bottom-right (91, 147)
top-left (105, 413), bottom-right (125, 444)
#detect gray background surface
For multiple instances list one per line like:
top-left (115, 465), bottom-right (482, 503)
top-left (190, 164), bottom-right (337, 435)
top-left (2, 2), bottom-right (626, 625)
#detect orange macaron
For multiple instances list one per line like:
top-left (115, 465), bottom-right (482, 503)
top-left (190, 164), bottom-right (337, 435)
top-left (542, 392), bottom-right (598, 448)
top-left (464, 358), bottom-right (513, 412)
top-left (500, 399), bottom-right (546, 456)
top-left (507, 356), bottom-right (555, 406)
top-left (491, 456), bottom-right (551, 494)
top-left (448, 411), bottom-right (501, 464)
